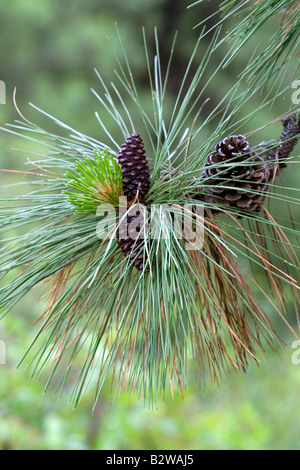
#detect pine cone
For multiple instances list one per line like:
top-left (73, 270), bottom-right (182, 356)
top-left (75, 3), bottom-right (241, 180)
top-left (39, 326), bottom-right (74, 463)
top-left (267, 111), bottom-right (300, 178)
top-left (202, 135), bottom-right (270, 212)
top-left (118, 133), bottom-right (150, 202)
top-left (116, 205), bottom-right (149, 272)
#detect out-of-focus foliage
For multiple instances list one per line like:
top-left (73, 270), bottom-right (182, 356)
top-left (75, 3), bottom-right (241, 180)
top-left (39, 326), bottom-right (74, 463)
top-left (1, 302), bottom-right (300, 450)
top-left (0, 0), bottom-right (299, 450)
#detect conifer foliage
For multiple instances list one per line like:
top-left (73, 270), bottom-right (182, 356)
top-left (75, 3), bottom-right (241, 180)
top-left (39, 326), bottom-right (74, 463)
top-left (0, 19), bottom-right (299, 408)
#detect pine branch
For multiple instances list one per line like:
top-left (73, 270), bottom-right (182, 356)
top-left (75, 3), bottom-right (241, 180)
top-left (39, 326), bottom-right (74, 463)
top-left (0, 25), bottom-right (299, 409)
top-left (190, 0), bottom-right (300, 86)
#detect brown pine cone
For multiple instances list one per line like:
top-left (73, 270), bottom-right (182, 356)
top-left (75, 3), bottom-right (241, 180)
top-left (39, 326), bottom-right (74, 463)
top-left (266, 111), bottom-right (300, 178)
top-left (202, 135), bottom-right (270, 212)
top-left (116, 205), bottom-right (149, 272)
top-left (118, 133), bottom-right (150, 202)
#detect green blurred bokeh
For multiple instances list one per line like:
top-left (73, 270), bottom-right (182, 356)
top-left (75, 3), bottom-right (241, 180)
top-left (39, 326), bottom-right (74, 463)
top-left (0, 0), bottom-right (299, 450)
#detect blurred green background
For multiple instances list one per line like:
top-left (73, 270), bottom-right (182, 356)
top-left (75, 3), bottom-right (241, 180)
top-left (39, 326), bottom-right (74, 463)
top-left (0, 0), bottom-right (300, 450)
